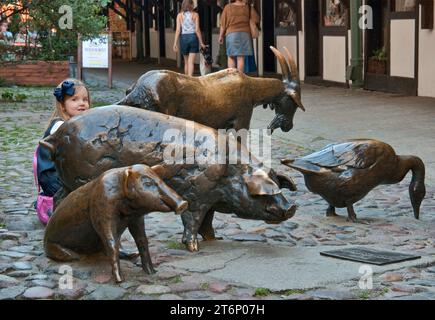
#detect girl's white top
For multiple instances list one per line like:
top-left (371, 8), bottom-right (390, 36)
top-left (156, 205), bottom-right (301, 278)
top-left (181, 11), bottom-right (196, 34)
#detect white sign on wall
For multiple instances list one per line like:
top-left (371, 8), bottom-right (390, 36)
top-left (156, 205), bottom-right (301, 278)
top-left (82, 35), bottom-right (109, 68)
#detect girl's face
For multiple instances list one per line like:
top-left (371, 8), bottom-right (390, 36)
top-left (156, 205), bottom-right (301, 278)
top-left (63, 86), bottom-right (89, 118)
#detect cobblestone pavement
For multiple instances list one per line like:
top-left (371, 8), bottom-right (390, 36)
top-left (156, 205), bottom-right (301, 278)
top-left (0, 84), bottom-right (434, 300)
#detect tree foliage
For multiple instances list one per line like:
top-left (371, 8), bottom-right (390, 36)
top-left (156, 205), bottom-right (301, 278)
top-left (0, 0), bottom-right (108, 61)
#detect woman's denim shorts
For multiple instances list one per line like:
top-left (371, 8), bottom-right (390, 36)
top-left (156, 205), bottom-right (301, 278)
top-left (226, 31), bottom-right (253, 56)
top-left (180, 33), bottom-right (199, 56)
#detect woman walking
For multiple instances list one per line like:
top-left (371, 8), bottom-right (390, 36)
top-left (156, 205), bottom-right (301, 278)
top-left (219, 0), bottom-right (260, 73)
top-left (173, 0), bottom-right (206, 76)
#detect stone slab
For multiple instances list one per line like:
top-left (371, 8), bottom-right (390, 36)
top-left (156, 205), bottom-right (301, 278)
top-left (164, 241), bottom-right (435, 291)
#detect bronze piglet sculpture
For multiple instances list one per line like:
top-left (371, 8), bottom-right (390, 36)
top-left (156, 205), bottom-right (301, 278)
top-left (44, 164), bottom-right (188, 283)
top-left (282, 139), bottom-right (426, 223)
top-left (117, 46), bottom-right (304, 133)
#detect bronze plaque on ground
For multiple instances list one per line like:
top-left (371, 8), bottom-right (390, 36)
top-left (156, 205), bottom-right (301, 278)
top-left (320, 247), bottom-right (421, 266)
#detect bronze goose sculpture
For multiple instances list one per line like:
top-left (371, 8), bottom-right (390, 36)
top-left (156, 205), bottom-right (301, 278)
top-left (281, 139), bottom-right (426, 222)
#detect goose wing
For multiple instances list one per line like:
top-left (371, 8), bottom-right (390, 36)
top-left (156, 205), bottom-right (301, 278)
top-left (299, 140), bottom-right (382, 170)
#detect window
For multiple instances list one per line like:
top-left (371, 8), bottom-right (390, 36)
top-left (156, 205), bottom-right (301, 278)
top-left (391, 0), bottom-right (416, 12)
top-left (148, 3), bottom-right (156, 30)
top-left (276, 0), bottom-right (298, 29)
top-left (323, 0), bottom-right (349, 27)
top-left (421, 0), bottom-right (434, 29)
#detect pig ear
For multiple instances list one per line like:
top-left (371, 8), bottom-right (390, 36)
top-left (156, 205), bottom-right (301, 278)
top-left (276, 173), bottom-right (297, 191)
top-left (151, 165), bottom-right (167, 179)
top-left (125, 81), bottom-right (136, 95)
top-left (243, 170), bottom-right (281, 196)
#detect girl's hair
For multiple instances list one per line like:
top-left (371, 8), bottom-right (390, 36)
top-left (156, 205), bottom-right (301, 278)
top-left (181, 0), bottom-right (194, 12)
top-left (48, 78), bottom-right (90, 126)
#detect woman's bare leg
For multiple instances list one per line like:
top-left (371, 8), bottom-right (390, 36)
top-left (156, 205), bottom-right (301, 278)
top-left (237, 56), bottom-right (245, 73)
top-left (188, 53), bottom-right (196, 76)
top-left (228, 56), bottom-right (236, 68)
top-left (183, 55), bottom-right (189, 75)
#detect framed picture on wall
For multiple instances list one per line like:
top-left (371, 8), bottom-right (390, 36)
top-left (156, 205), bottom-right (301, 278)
top-left (275, 0), bottom-right (301, 35)
top-left (276, 0), bottom-right (298, 28)
top-left (391, 0), bottom-right (416, 12)
top-left (323, 0), bottom-right (349, 27)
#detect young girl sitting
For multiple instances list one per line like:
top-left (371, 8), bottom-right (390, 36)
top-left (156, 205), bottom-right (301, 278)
top-left (37, 79), bottom-right (90, 199)
top-left (35, 80), bottom-right (139, 260)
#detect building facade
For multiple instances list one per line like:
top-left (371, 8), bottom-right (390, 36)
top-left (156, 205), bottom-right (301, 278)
top-left (109, 0), bottom-right (435, 98)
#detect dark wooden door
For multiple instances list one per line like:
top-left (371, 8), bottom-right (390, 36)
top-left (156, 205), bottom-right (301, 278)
top-left (263, 0), bottom-right (276, 73)
top-left (198, 1), bottom-right (213, 46)
top-left (158, 1), bottom-right (166, 57)
top-left (305, 0), bottom-right (321, 78)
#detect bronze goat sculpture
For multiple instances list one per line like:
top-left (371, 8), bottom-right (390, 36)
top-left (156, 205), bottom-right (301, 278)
top-left (117, 46), bottom-right (305, 133)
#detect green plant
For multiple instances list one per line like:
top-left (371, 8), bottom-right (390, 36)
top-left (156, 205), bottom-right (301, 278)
top-left (254, 288), bottom-right (271, 297)
top-left (92, 101), bottom-right (111, 108)
top-left (1, 90), bottom-right (14, 101)
top-left (200, 283), bottom-right (209, 290)
top-left (371, 48), bottom-right (387, 61)
top-left (169, 275), bottom-right (183, 284)
top-left (284, 289), bottom-right (306, 296)
top-left (357, 290), bottom-right (372, 300)
top-left (166, 239), bottom-right (185, 250)
top-left (14, 93), bottom-right (28, 102)
top-left (3, 1), bottom-right (108, 61)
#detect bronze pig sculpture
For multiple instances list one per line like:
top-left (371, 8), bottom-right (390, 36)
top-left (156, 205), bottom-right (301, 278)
top-left (41, 106), bottom-right (297, 252)
top-left (282, 139), bottom-right (426, 223)
top-left (44, 164), bottom-right (188, 283)
top-left (117, 46), bottom-right (304, 133)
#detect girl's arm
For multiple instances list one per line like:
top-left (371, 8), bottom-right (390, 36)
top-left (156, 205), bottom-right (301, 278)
top-left (195, 13), bottom-right (206, 49)
top-left (173, 14), bottom-right (181, 52)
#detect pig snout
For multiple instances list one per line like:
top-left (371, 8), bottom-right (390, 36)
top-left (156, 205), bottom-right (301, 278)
top-left (159, 185), bottom-right (188, 215)
top-left (265, 197), bottom-right (296, 224)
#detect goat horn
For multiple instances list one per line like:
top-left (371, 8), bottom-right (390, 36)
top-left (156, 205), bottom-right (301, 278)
top-left (283, 46), bottom-right (300, 87)
top-left (270, 46), bottom-right (291, 82)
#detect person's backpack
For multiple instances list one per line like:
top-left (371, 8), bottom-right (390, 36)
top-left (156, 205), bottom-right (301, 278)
top-left (32, 146), bottom-right (53, 225)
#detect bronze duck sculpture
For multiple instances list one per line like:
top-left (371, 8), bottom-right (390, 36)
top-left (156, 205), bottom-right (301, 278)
top-left (282, 139), bottom-right (426, 223)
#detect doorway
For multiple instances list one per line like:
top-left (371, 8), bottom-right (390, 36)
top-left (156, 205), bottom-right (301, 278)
top-left (262, 0), bottom-right (275, 73)
top-left (304, 0), bottom-right (320, 79)
top-left (364, 0), bottom-right (417, 95)
top-left (198, 1), bottom-right (212, 46)
top-left (365, 0), bottom-right (389, 75)
top-left (158, 1), bottom-right (166, 58)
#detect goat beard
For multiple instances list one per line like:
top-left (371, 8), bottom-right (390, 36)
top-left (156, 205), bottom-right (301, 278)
top-left (268, 114), bottom-right (288, 133)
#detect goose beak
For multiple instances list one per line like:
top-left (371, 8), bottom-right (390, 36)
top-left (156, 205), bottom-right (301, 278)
top-left (410, 181), bottom-right (426, 220)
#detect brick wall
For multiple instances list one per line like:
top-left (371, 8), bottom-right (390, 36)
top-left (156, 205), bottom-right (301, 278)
top-left (0, 61), bottom-right (69, 86)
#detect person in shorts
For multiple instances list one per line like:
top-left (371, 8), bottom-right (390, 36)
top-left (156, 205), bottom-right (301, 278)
top-left (173, 0), bottom-right (206, 76)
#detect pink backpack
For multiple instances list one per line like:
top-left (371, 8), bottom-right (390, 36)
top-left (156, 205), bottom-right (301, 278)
top-left (33, 146), bottom-right (53, 225)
